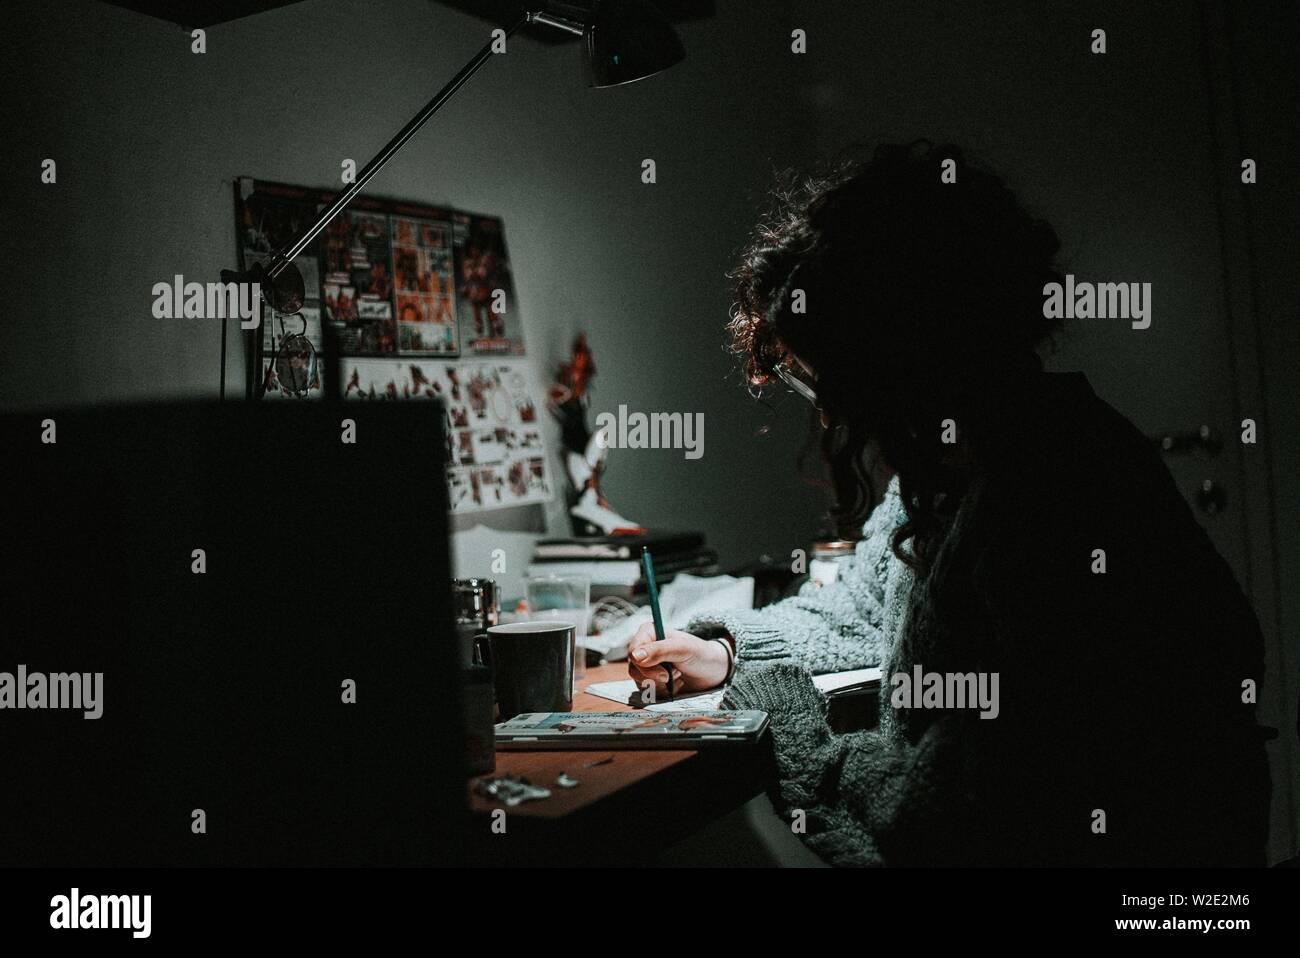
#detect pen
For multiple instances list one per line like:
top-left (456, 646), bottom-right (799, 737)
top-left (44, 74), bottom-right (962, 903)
top-left (640, 546), bottom-right (672, 702)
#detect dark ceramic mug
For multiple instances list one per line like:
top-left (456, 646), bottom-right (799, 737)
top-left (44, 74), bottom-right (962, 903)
top-left (482, 621), bottom-right (575, 720)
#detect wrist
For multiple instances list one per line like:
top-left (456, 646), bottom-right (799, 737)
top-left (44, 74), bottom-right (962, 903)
top-left (709, 636), bottom-right (736, 683)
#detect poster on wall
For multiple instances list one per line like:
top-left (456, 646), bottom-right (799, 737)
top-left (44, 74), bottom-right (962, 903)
top-left (235, 180), bottom-right (544, 512)
top-left (452, 212), bottom-right (527, 357)
top-left (391, 213), bottom-right (459, 356)
top-left (237, 182), bottom-right (530, 365)
top-left (323, 208), bottom-right (397, 355)
top-left (339, 357), bottom-right (551, 515)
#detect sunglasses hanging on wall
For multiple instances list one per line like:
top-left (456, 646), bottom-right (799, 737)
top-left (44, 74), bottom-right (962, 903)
top-left (265, 310), bottom-right (319, 398)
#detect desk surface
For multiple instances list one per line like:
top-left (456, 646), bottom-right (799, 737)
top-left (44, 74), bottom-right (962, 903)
top-left (468, 663), bottom-right (770, 863)
top-left (469, 663), bottom-right (698, 819)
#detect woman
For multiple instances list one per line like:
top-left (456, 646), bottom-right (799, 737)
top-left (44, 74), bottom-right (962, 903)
top-left (626, 141), bottom-right (1271, 866)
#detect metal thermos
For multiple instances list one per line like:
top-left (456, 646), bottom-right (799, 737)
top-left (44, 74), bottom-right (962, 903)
top-left (453, 578), bottom-right (499, 776)
top-left (453, 578), bottom-right (499, 667)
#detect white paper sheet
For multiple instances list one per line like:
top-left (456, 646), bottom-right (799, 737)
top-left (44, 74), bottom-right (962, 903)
top-left (583, 679), bottom-right (726, 713)
top-left (584, 573), bottom-right (755, 661)
top-left (583, 667), bottom-right (882, 713)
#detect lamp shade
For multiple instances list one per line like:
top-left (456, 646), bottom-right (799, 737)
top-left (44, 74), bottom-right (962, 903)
top-left (583, 0), bottom-right (686, 88)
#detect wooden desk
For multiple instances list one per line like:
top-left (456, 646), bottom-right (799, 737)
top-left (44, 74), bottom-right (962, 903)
top-left (467, 663), bottom-right (771, 865)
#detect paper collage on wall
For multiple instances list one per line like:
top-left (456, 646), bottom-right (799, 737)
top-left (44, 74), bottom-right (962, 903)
top-left (340, 359), bottom-right (550, 513)
top-left (236, 179), bottom-right (548, 514)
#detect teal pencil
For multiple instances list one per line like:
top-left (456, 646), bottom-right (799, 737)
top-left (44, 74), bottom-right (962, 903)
top-left (640, 546), bottom-right (672, 702)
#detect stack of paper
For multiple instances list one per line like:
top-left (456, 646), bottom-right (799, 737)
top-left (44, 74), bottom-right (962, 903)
top-left (584, 573), bottom-right (755, 661)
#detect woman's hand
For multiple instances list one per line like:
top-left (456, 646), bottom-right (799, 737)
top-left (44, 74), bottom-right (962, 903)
top-left (625, 624), bottom-right (731, 699)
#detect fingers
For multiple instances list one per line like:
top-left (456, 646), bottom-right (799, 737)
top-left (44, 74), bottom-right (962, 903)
top-left (626, 668), bottom-right (686, 703)
top-left (625, 623), bottom-right (658, 661)
top-left (629, 635), bottom-right (694, 669)
top-left (628, 664), bottom-right (682, 688)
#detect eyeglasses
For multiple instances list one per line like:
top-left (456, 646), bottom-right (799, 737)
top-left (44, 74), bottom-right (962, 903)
top-left (774, 360), bottom-right (818, 406)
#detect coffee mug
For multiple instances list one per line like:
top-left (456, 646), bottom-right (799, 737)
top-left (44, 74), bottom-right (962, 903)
top-left (483, 621), bottom-right (575, 720)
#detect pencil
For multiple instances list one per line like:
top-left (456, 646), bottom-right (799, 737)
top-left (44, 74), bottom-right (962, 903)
top-left (640, 546), bottom-right (672, 702)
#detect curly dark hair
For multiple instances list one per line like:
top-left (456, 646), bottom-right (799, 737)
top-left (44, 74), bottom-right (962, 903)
top-left (728, 141), bottom-right (1066, 571)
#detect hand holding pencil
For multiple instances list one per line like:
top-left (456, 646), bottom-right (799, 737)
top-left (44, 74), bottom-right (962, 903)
top-left (640, 546), bottom-right (673, 700)
top-left (625, 626), bottom-right (732, 700)
top-left (627, 547), bottom-right (732, 700)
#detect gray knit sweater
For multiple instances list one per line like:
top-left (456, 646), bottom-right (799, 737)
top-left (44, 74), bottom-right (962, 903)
top-left (689, 372), bottom-right (1271, 867)
top-left (687, 478), bottom-right (913, 866)
top-left (689, 475), bottom-right (912, 679)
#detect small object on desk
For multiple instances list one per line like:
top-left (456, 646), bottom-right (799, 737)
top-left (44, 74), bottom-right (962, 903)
top-left (640, 546), bottom-right (672, 701)
top-left (453, 577), bottom-right (499, 666)
top-left (582, 755), bottom-right (615, 768)
top-left (525, 572), bottom-right (591, 685)
top-left (486, 621), bottom-right (575, 719)
top-left (810, 539), bottom-right (857, 589)
top-left (555, 773), bottom-right (580, 789)
top-left (475, 774), bottom-right (552, 807)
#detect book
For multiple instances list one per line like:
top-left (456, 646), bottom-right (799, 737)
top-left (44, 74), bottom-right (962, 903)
top-left (532, 531), bottom-right (705, 561)
top-left (495, 709), bottom-right (769, 749)
top-left (527, 548), bottom-right (718, 587)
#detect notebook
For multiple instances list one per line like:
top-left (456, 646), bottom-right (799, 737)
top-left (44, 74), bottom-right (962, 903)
top-left (495, 710), bottom-right (769, 749)
top-left (584, 667), bottom-right (883, 713)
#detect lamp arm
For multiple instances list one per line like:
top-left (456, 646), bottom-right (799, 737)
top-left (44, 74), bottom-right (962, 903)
top-left (266, 11), bottom-right (539, 277)
top-left (529, 11), bottom-right (586, 36)
top-left (230, 7), bottom-right (588, 400)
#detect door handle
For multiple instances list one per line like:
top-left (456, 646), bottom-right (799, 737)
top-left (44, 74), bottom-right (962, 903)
top-left (1195, 478), bottom-right (1228, 516)
top-left (1150, 425), bottom-right (1222, 457)
top-left (1149, 428), bottom-right (1228, 515)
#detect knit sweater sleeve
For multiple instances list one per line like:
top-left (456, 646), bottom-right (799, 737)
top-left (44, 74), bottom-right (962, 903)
top-left (716, 472), bottom-right (1079, 867)
top-left (685, 478), bottom-right (907, 675)
top-left (718, 471), bottom-right (1088, 867)
top-left (721, 663), bottom-right (972, 867)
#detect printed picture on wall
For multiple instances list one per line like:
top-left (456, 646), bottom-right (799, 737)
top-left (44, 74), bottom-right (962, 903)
top-left (391, 215), bottom-right (458, 356)
top-left (238, 180), bottom-right (323, 261)
top-left (339, 357), bottom-right (550, 514)
top-left (452, 213), bottom-right (527, 356)
top-left (323, 209), bottom-right (396, 356)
